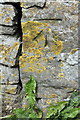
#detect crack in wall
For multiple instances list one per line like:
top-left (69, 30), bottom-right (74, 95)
top-left (0, 2), bottom-right (23, 94)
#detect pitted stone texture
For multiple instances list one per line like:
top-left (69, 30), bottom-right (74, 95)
top-left (21, 1), bottom-right (78, 53)
top-left (57, 50), bottom-right (79, 81)
top-left (0, 4), bottom-right (18, 25)
top-left (0, 65), bottom-right (19, 84)
top-left (60, 51), bottom-right (79, 82)
top-left (0, 35), bottom-right (21, 66)
top-left (2, 93), bottom-right (23, 116)
top-left (0, 25), bottom-right (18, 35)
top-left (20, 1), bottom-right (46, 8)
top-left (1, 85), bottom-right (18, 94)
top-left (66, 51), bottom-right (78, 65)
top-left (20, 50), bottom-right (78, 115)
top-left (20, 51), bottom-right (78, 89)
top-left (37, 86), bottom-right (73, 99)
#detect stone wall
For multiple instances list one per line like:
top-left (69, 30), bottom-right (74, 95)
top-left (0, 0), bottom-right (79, 117)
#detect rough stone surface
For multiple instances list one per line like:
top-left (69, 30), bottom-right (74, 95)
top-left (0, 4), bottom-right (18, 25)
top-left (0, 0), bottom-right (79, 117)
top-left (0, 35), bottom-right (21, 66)
top-left (21, 1), bottom-right (78, 52)
top-left (0, 2), bottom-right (22, 117)
top-left (0, 65), bottom-right (19, 84)
top-left (0, 25), bottom-right (18, 35)
top-left (20, 1), bottom-right (79, 115)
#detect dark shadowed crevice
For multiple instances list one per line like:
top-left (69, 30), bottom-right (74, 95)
top-left (0, 2), bottom-right (23, 94)
top-left (12, 2), bottom-right (23, 94)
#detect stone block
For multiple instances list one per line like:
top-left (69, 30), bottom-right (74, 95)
top-left (0, 25), bottom-right (18, 35)
top-left (0, 35), bottom-right (21, 66)
top-left (0, 4), bottom-right (18, 25)
top-left (0, 65), bottom-right (19, 84)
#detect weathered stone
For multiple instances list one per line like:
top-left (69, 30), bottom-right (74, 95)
top-left (0, 35), bottom-right (21, 66)
top-left (0, 4), bottom-right (18, 25)
top-left (0, 0), bottom-right (79, 117)
top-left (2, 92), bottom-right (23, 116)
top-left (1, 85), bottom-right (18, 94)
top-left (20, 1), bottom-right (79, 115)
top-left (60, 51), bottom-right (79, 82)
top-left (0, 65), bottom-right (19, 84)
top-left (37, 86), bottom-right (74, 100)
top-left (21, 1), bottom-right (78, 53)
top-left (0, 25), bottom-right (18, 35)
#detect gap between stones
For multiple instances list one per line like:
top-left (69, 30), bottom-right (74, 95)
top-left (0, 2), bottom-right (23, 94)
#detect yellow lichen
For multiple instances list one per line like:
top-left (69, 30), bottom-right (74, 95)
top-left (0, 74), bottom-right (4, 79)
top-left (21, 21), bottom-right (48, 51)
top-left (59, 63), bottom-right (64, 67)
top-left (10, 61), bottom-right (15, 64)
top-left (5, 17), bottom-right (11, 23)
top-left (19, 21), bottom-right (63, 73)
top-left (36, 69), bottom-right (43, 73)
top-left (58, 73), bottom-right (64, 78)
top-left (14, 42), bottom-right (19, 47)
top-left (22, 69), bottom-right (28, 72)
top-left (46, 99), bottom-right (52, 104)
top-left (28, 67), bottom-right (34, 72)
top-left (69, 48), bottom-right (78, 54)
top-left (42, 66), bottom-right (46, 71)
top-left (6, 87), bottom-right (16, 94)
top-left (0, 57), bottom-right (2, 60)
top-left (4, 56), bottom-right (8, 61)
top-left (49, 56), bottom-right (54, 60)
top-left (51, 40), bottom-right (63, 55)
top-left (0, 13), bottom-right (4, 16)
top-left (20, 63), bottom-right (26, 68)
top-left (12, 74), bottom-right (17, 77)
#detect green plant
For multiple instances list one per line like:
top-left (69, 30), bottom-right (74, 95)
top-left (0, 75), bottom-right (42, 119)
top-left (46, 91), bottom-right (80, 120)
top-left (0, 76), bottom-right (80, 120)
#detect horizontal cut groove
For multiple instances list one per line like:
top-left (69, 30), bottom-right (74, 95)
top-left (1, 82), bottom-right (20, 85)
top-left (34, 18), bottom-right (62, 21)
top-left (0, 33), bottom-right (17, 36)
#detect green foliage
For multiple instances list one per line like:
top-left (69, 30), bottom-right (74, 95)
top-left (46, 91), bottom-right (80, 120)
top-left (4, 75), bottom-right (43, 119)
top-left (46, 101), bottom-right (68, 119)
top-left (1, 76), bottom-right (80, 120)
top-left (24, 75), bottom-right (37, 107)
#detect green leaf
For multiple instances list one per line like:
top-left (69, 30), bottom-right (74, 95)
top-left (69, 95), bottom-right (80, 107)
top-left (70, 91), bottom-right (79, 99)
top-left (61, 107), bottom-right (80, 119)
top-left (46, 101), bottom-right (68, 118)
top-left (13, 108), bottom-right (29, 118)
top-left (24, 75), bottom-right (36, 107)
